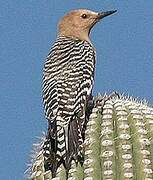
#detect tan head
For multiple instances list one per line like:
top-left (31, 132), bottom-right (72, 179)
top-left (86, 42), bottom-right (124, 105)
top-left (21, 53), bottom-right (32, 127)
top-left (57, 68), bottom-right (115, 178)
top-left (58, 9), bottom-right (117, 43)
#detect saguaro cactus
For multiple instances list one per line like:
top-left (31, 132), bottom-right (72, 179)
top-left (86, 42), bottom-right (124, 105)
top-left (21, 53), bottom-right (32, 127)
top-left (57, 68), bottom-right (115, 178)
top-left (27, 94), bottom-right (153, 180)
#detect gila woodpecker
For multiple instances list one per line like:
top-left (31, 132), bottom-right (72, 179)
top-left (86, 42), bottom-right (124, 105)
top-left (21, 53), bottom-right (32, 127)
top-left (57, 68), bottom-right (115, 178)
top-left (42, 9), bottom-right (117, 177)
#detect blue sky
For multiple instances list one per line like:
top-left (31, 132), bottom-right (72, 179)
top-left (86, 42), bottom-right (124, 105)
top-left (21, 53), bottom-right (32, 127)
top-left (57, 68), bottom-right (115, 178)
top-left (0, 0), bottom-right (153, 179)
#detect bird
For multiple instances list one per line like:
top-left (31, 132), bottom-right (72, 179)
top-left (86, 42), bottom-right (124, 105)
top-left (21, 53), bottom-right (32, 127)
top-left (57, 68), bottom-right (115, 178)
top-left (42, 9), bottom-right (117, 177)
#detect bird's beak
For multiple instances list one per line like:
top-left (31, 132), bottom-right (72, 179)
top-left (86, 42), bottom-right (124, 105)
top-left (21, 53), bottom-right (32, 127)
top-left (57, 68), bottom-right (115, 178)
top-left (97, 10), bottom-right (117, 20)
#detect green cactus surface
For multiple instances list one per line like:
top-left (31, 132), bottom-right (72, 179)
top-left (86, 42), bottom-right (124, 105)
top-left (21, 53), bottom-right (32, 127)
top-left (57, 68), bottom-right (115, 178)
top-left (27, 94), bottom-right (153, 180)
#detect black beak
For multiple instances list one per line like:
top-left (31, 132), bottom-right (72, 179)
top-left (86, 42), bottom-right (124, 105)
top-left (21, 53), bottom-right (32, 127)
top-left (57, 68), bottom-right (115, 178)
top-left (97, 10), bottom-right (117, 20)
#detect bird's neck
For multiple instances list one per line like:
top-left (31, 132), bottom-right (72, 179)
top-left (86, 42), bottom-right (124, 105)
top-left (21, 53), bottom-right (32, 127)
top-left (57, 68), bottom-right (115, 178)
top-left (58, 29), bottom-right (92, 44)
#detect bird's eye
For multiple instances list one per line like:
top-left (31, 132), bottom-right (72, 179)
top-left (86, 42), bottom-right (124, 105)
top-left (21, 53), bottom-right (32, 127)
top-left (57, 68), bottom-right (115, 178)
top-left (81, 14), bottom-right (87, 19)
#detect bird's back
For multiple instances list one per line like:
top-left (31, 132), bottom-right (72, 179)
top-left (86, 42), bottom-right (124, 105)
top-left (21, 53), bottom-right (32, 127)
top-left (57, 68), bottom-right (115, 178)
top-left (42, 36), bottom-right (96, 176)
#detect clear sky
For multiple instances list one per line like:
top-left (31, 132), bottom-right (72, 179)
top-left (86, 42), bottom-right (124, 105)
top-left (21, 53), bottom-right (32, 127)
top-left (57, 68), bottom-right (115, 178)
top-left (0, 0), bottom-right (153, 179)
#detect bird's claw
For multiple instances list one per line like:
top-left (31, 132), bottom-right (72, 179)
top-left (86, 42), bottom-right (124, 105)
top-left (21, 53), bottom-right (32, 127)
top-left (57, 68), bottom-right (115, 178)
top-left (94, 91), bottom-right (120, 113)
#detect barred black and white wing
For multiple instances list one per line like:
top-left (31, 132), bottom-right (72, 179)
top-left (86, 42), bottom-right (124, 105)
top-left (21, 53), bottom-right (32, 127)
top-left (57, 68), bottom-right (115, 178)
top-left (42, 36), bottom-right (96, 175)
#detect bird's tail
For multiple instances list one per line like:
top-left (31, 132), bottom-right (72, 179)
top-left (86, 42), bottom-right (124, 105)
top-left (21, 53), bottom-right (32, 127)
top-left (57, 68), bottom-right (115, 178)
top-left (43, 116), bottom-right (84, 177)
top-left (67, 116), bottom-right (84, 164)
top-left (42, 119), bottom-right (59, 177)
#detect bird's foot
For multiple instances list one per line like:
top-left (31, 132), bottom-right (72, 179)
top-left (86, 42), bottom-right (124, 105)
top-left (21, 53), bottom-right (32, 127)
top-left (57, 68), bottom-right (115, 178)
top-left (94, 91), bottom-right (120, 113)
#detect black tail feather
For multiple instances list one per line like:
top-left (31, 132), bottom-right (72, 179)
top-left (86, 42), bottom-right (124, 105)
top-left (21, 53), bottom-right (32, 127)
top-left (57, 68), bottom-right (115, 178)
top-left (43, 120), bottom-right (60, 177)
top-left (68, 117), bottom-right (82, 162)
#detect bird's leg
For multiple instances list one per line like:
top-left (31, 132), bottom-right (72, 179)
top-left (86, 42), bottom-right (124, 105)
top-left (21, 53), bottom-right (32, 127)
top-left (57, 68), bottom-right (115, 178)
top-left (94, 92), bottom-right (120, 113)
top-left (81, 95), bottom-right (94, 140)
top-left (86, 94), bottom-right (95, 116)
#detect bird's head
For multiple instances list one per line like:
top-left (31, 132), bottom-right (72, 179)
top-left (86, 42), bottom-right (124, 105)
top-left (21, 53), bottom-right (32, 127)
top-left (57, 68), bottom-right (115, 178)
top-left (58, 9), bottom-right (117, 43)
